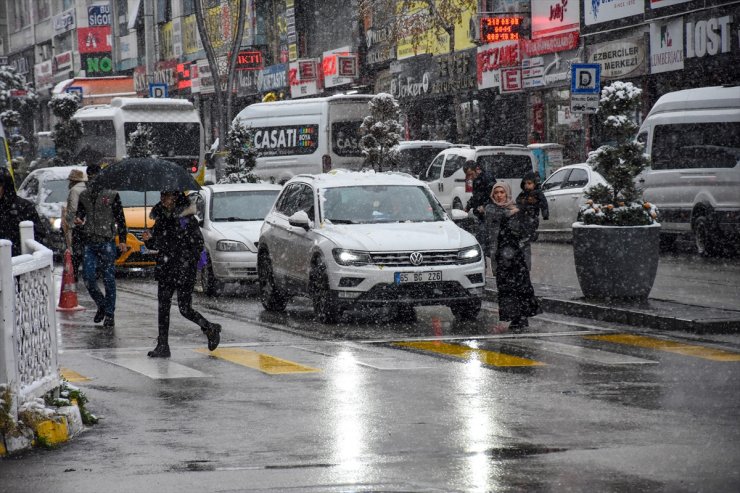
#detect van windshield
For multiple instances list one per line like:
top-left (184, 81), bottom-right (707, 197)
top-left (124, 122), bottom-right (201, 157)
top-left (477, 154), bottom-right (533, 178)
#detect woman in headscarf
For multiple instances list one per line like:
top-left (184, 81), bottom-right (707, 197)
top-left (484, 182), bottom-right (541, 331)
top-left (141, 191), bottom-right (220, 357)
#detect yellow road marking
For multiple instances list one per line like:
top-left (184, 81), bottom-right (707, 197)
top-left (194, 348), bottom-right (321, 374)
top-left (586, 334), bottom-right (740, 362)
top-left (60, 367), bottom-right (91, 382)
top-left (393, 341), bottom-right (544, 367)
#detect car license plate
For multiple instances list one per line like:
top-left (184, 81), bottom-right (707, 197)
top-left (395, 271), bottom-right (442, 284)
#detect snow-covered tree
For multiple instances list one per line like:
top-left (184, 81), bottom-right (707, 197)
top-left (126, 123), bottom-right (157, 158)
top-left (360, 93), bottom-right (404, 172)
top-left (218, 119), bottom-right (257, 183)
top-left (1, 64), bottom-right (39, 161)
top-left (580, 81), bottom-right (656, 226)
top-left (49, 92), bottom-right (83, 166)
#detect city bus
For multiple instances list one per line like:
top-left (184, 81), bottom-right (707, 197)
top-left (72, 97), bottom-right (206, 184)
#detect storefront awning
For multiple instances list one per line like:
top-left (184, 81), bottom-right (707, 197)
top-left (53, 76), bottom-right (136, 105)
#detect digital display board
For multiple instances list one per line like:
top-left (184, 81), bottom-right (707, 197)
top-left (480, 16), bottom-right (525, 43)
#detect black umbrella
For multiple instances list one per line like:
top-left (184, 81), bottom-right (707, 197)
top-left (91, 157), bottom-right (201, 192)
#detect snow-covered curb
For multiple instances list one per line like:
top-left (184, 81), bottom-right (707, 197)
top-left (0, 403), bottom-right (84, 456)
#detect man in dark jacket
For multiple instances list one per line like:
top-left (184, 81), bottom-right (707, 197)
top-left (0, 167), bottom-right (48, 256)
top-left (464, 161), bottom-right (496, 220)
top-left (141, 191), bottom-right (221, 358)
top-left (75, 163), bottom-right (129, 328)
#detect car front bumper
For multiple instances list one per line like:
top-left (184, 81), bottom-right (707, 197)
top-left (212, 251), bottom-right (259, 281)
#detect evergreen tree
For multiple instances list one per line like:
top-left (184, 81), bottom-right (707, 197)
top-left (49, 92), bottom-right (83, 166)
top-left (581, 81), bottom-right (657, 226)
top-left (1, 64), bottom-right (39, 163)
top-left (360, 93), bottom-right (404, 172)
top-left (126, 123), bottom-right (157, 158)
top-left (218, 119), bottom-right (257, 183)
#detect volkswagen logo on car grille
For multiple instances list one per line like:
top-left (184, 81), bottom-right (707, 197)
top-left (409, 252), bottom-right (424, 266)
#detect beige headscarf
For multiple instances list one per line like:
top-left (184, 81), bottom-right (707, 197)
top-left (491, 182), bottom-right (516, 210)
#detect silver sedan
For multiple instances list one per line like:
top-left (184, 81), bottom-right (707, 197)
top-left (539, 163), bottom-right (607, 235)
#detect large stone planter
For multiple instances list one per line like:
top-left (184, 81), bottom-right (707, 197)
top-left (572, 222), bottom-right (661, 300)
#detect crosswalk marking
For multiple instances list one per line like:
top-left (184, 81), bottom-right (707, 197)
top-left (91, 353), bottom-right (212, 379)
top-left (293, 344), bottom-right (436, 370)
top-left (508, 339), bottom-right (658, 365)
top-left (194, 348), bottom-right (321, 375)
top-left (60, 367), bottom-right (91, 382)
top-left (394, 341), bottom-right (544, 367)
top-left (586, 334), bottom-right (740, 362)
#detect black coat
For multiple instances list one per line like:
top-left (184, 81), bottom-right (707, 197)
top-left (0, 169), bottom-right (49, 256)
top-left (494, 211), bottom-right (541, 322)
top-left (466, 170), bottom-right (496, 220)
top-left (516, 172), bottom-right (549, 241)
top-left (144, 196), bottom-right (204, 286)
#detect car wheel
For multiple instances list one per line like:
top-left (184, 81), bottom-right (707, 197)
top-left (310, 260), bottom-right (341, 324)
top-left (258, 251), bottom-right (287, 312)
top-left (452, 198), bottom-right (463, 210)
top-left (450, 299), bottom-right (482, 321)
top-left (694, 215), bottom-right (722, 257)
top-left (201, 254), bottom-right (224, 296)
top-left (394, 304), bottom-right (417, 323)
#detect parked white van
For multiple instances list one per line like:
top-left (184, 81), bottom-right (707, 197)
top-left (73, 97), bottom-right (206, 184)
top-left (232, 94), bottom-right (373, 183)
top-left (637, 85), bottom-right (740, 256)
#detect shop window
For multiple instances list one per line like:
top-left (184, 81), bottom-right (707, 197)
top-left (10, 0), bottom-right (30, 31)
top-left (34, 0), bottom-right (51, 20)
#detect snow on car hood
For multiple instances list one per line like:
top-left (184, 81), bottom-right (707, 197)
top-left (209, 220), bottom-right (262, 246)
top-left (317, 220), bottom-right (476, 252)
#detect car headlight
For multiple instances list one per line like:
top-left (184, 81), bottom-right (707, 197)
top-left (332, 248), bottom-right (371, 266)
top-left (49, 217), bottom-right (62, 231)
top-left (458, 245), bottom-right (481, 264)
top-left (216, 240), bottom-right (249, 252)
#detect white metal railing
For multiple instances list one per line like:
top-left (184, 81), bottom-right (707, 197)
top-left (0, 221), bottom-right (60, 420)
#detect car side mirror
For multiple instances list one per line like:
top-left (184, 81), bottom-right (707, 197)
top-left (288, 210), bottom-right (311, 230)
top-left (448, 209), bottom-right (468, 221)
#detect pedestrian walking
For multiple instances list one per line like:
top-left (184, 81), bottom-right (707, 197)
top-left (74, 163), bottom-right (129, 328)
top-left (64, 169), bottom-right (88, 282)
top-left (484, 182), bottom-right (541, 331)
top-left (464, 160), bottom-right (496, 265)
top-left (0, 167), bottom-right (49, 255)
top-left (515, 171), bottom-right (549, 270)
top-left (141, 191), bottom-right (221, 358)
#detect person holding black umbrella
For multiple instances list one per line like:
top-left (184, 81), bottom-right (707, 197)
top-left (74, 162), bottom-right (129, 328)
top-left (141, 191), bottom-right (220, 358)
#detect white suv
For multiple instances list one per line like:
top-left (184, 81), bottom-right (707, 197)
top-left (257, 170), bottom-right (485, 323)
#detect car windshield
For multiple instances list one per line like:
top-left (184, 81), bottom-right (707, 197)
top-left (118, 191), bottom-right (159, 207)
top-left (40, 179), bottom-right (71, 203)
top-left (321, 185), bottom-right (446, 224)
top-left (211, 190), bottom-right (280, 221)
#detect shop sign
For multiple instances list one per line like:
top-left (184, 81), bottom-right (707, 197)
top-left (258, 64), bottom-right (288, 92)
top-left (252, 125), bottom-right (319, 157)
top-left (235, 50), bottom-right (264, 71)
top-left (34, 61), bottom-right (54, 91)
top-left (120, 32), bottom-right (138, 61)
top-left (88, 4), bottom-right (111, 26)
top-left (323, 47), bottom-right (356, 89)
top-left (531, 0), bottom-right (579, 39)
top-left (198, 59), bottom-right (216, 95)
top-left (190, 62), bottom-right (200, 93)
top-left (173, 17), bottom-right (183, 58)
top-left (53, 8), bottom-right (76, 33)
top-left (587, 37), bottom-right (646, 79)
top-left (650, 17), bottom-right (684, 73)
top-left (77, 27), bottom-right (112, 54)
top-left (160, 22), bottom-right (174, 61)
top-left (176, 63), bottom-right (191, 91)
top-left (9, 55), bottom-right (30, 76)
top-left (289, 60), bottom-right (321, 98)
top-left (134, 66), bottom-right (148, 93)
top-left (53, 51), bottom-right (73, 74)
top-left (388, 56), bottom-right (432, 99)
top-left (650, 0), bottom-right (691, 8)
top-left (585, 0), bottom-right (643, 26)
top-left (154, 60), bottom-right (178, 88)
top-left (521, 32), bottom-right (579, 57)
top-left (237, 69), bottom-right (259, 96)
top-left (477, 40), bottom-right (520, 90)
top-left (183, 15), bottom-right (203, 55)
top-left (685, 14), bottom-right (734, 59)
top-left (522, 48), bottom-right (582, 88)
top-left (489, 0), bottom-right (530, 13)
top-left (365, 24), bottom-right (396, 66)
top-left (500, 68), bottom-right (522, 93)
top-left (82, 53), bottom-right (114, 77)
top-left (432, 49), bottom-right (476, 96)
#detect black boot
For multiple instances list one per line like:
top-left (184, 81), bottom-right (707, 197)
top-left (202, 322), bottom-right (221, 351)
top-left (148, 334), bottom-right (170, 358)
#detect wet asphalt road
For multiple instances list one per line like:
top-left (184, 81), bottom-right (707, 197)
top-left (1, 273), bottom-right (739, 492)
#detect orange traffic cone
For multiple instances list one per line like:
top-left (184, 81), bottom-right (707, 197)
top-left (57, 249), bottom-right (84, 311)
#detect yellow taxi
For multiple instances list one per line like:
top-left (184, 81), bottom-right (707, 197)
top-left (115, 191), bottom-right (157, 268)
